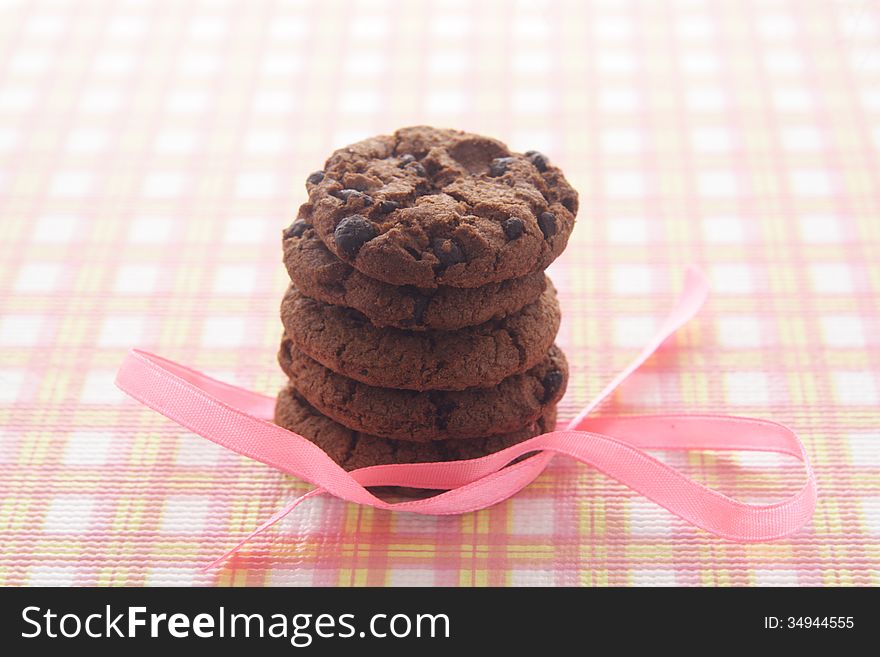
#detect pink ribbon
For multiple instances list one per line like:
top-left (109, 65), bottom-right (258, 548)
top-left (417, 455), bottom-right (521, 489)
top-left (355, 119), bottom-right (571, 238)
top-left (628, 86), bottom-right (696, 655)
top-left (114, 267), bottom-right (817, 569)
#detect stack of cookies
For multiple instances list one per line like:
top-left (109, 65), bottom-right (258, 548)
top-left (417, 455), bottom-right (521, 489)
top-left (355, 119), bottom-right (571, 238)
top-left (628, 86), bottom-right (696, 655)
top-left (275, 127), bottom-right (578, 472)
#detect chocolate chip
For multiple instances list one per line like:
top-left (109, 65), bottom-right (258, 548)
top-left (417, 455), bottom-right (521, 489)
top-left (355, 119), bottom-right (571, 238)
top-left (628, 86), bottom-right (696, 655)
top-left (561, 196), bottom-right (577, 214)
top-left (344, 307), bottom-right (369, 325)
top-left (541, 369), bottom-right (564, 403)
top-left (378, 199), bottom-right (400, 213)
top-left (283, 220), bottom-right (309, 239)
top-left (306, 170), bottom-right (324, 185)
top-left (525, 150), bottom-right (549, 172)
top-left (406, 162), bottom-right (427, 177)
top-left (537, 211), bottom-right (557, 238)
top-left (333, 189), bottom-right (373, 206)
top-left (502, 216), bottom-right (524, 240)
top-left (398, 154), bottom-right (416, 167)
top-left (431, 237), bottom-right (465, 267)
top-left (428, 392), bottom-right (457, 431)
top-left (489, 157), bottom-right (515, 177)
top-left (411, 295), bottom-right (430, 325)
top-left (334, 215), bottom-right (378, 257)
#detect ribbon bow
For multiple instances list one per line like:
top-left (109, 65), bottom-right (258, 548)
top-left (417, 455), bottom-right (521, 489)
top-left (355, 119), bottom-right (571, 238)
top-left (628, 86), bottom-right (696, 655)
top-left (115, 267), bottom-right (817, 569)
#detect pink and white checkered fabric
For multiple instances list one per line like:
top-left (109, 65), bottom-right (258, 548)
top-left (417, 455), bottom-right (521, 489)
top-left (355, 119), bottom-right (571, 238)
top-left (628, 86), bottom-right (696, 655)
top-left (0, 0), bottom-right (878, 586)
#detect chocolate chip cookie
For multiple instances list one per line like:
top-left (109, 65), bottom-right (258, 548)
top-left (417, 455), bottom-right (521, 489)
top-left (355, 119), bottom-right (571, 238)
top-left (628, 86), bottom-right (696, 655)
top-left (283, 225), bottom-right (547, 330)
top-left (274, 387), bottom-right (557, 471)
top-left (289, 126), bottom-right (578, 289)
top-left (278, 341), bottom-right (568, 441)
top-left (280, 282), bottom-right (561, 391)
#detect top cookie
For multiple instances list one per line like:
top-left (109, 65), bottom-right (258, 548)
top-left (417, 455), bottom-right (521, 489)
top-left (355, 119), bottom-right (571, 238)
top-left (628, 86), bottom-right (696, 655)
top-left (286, 126), bottom-right (578, 288)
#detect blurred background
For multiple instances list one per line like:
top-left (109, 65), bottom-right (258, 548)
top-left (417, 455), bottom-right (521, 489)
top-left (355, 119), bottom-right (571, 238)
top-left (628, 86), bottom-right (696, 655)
top-left (0, 0), bottom-right (878, 586)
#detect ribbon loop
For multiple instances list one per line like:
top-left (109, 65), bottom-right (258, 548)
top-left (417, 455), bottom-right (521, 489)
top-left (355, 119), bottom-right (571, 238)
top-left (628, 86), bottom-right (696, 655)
top-left (114, 267), bottom-right (818, 567)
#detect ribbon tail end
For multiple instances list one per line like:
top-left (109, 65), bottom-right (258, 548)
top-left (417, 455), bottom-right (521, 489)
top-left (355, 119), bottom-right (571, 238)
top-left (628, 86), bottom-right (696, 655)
top-left (200, 487), bottom-right (325, 572)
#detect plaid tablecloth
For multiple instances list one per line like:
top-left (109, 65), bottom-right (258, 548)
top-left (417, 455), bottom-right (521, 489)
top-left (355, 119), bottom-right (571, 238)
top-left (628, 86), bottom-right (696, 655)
top-left (1, 0), bottom-right (878, 586)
